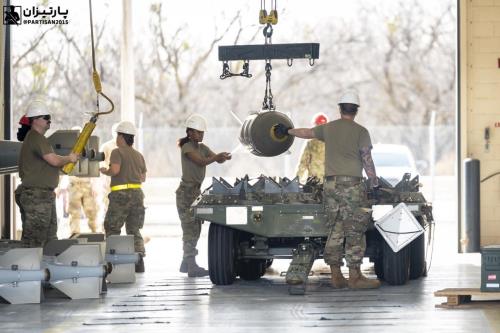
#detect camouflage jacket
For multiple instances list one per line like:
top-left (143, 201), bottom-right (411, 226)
top-left (296, 139), bottom-right (325, 183)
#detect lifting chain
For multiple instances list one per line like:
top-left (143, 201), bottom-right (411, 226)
top-left (261, 0), bottom-right (276, 109)
top-left (220, 60), bottom-right (252, 80)
top-left (262, 60), bottom-right (275, 111)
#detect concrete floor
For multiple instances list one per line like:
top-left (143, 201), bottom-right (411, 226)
top-left (2, 177), bottom-right (499, 332)
top-left (1, 227), bottom-right (498, 332)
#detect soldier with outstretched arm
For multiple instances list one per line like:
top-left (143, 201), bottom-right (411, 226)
top-left (274, 90), bottom-right (381, 289)
top-left (176, 114), bottom-right (232, 277)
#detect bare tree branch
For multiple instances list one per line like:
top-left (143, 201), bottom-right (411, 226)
top-left (13, 26), bottom-right (57, 68)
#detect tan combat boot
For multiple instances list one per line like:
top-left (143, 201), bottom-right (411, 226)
top-left (330, 266), bottom-right (348, 289)
top-left (186, 257), bottom-right (209, 277)
top-left (348, 267), bottom-right (381, 289)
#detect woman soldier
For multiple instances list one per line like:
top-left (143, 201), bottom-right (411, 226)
top-left (15, 114), bottom-right (31, 238)
top-left (16, 100), bottom-right (78, 247)
top-left (177, 114), bottom-right (231, 277)
top-left (100, 120), bottom-right (147, 273)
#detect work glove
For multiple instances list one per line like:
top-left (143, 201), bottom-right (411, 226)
top-left (303, 176), bottom-right (320, 193)
top-left (273, 123), bottom-right (291, 139)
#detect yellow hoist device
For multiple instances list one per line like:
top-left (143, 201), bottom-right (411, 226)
top-left (62, 0), bottom-right (114, 174)
top-left (259, 0), bottom-right (278, 25)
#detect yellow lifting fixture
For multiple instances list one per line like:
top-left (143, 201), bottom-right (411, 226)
top-left (259, 0), bottom-right (278, 25)
top-left (62, 0), bottom-right (115, 174)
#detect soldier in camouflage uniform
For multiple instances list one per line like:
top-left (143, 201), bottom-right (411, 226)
top-left (68, 177), bottom-right (98, 234)
top-left (278, 90), bottom-right (381, 289)
top-left (100, 121), bottom-right (147, 273)
top-left (177, 114), bottom-right (231, 277)
top-left (15, 100), bottom-right (78, 247)
top-left (15, 115), bottom-right (32, 238)
top-left (296, 113), bottom-right (328, 183)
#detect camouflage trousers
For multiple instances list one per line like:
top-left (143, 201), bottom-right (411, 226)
top-left (176, 182), bottom-right (202, 259)
top-left (323, 180), bottom-right (372, 268)
top-left (15, 185), bottom-right (58, 248)
top-left (101, 176), bottom-right (111, 214)
top-left (104, 189), bottom-right (145, 255)
top-left (68, 181), bottom-right (97, 234)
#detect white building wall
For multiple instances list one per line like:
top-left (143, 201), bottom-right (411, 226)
top-left (462, 0), bottom-right (500, 245)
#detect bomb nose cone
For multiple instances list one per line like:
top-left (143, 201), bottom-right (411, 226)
top-left (239, 110), bottom-right (294, 157)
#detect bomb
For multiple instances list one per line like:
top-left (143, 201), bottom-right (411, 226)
top-left (239, 110), bottom-right (294, 157)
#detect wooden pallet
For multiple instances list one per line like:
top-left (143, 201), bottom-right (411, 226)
top-left (434, 288), bottom-right (500, 308)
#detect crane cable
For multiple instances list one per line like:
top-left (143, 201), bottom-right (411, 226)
top-left (89, 0), bottom-right (114, 116)
top-left (61, 0), bottom-right (114, 174)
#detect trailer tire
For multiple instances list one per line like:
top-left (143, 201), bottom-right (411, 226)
top-left (382, 241), bottom-right (410, 285)
top-left (208, 223), bottom-right (237, 285)
top-left (238, 259), bottom-right (266, 281)
top-left (409, 232), bottom-right (426, 279)
top-left (374, 255), bottom-right (384, 280)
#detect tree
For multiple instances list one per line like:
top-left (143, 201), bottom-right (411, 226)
top-left (11, 0), bottom-right (456, 176)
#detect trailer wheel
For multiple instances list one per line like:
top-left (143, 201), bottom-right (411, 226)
top-left (382, 241), bottom-right (410, 285)
top-left (374, 255), bottom-right (384, 280)
top-left (409, 232), bottom-right (426, 279)
top-left (238, 259), bottom-right (266, 281)
top-left (208, 223), bottom-right (237, 285)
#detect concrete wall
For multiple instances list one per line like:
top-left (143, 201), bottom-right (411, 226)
top-left (461, 0), bottom-right (500, 245)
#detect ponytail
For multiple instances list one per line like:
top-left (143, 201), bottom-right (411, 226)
top-left (177, 128), bottom-right (191, 147)
top-left (17, 125), bottom-right (31, 142)
top-left (119, 133), bottom-right (134, 146)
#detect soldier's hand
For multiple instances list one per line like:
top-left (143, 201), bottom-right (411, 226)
top-left (222, 152), bottom-right (232, 161)
top-left (273, 123), bottom-right (291, 139)
top-left (215, 153), bottom-right (228, 163)
top-left (68, 153), bottom-right (79, 163)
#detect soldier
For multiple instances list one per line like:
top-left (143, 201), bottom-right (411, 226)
top-left (100, 121), bottom-right (147, 273)
top-left (176, 114), bottom-right (231, 277)
top-left (15, 100), bottom-right (78, 247)
top-left (15, 115), bottom-right (31, 238)
top-left (56, 175), bottom-right (70, 218)
top-left (16, 115), bottom-right (31, 142)
top-left (275, 90), bottom-right (381, 289)
top-left (99, 123), bottom-right (119, 218)
top-left (296, 113), bottom-right (328, 183)
top-left (68, 127), bottom-right (98, 235)
top-left (68, 177), bottom-right (98, 234)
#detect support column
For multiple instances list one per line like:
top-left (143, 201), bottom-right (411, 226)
top-left (120, 0), bottom-right (135, 123)
top-left (1, 0), bottom-right (13, 240)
